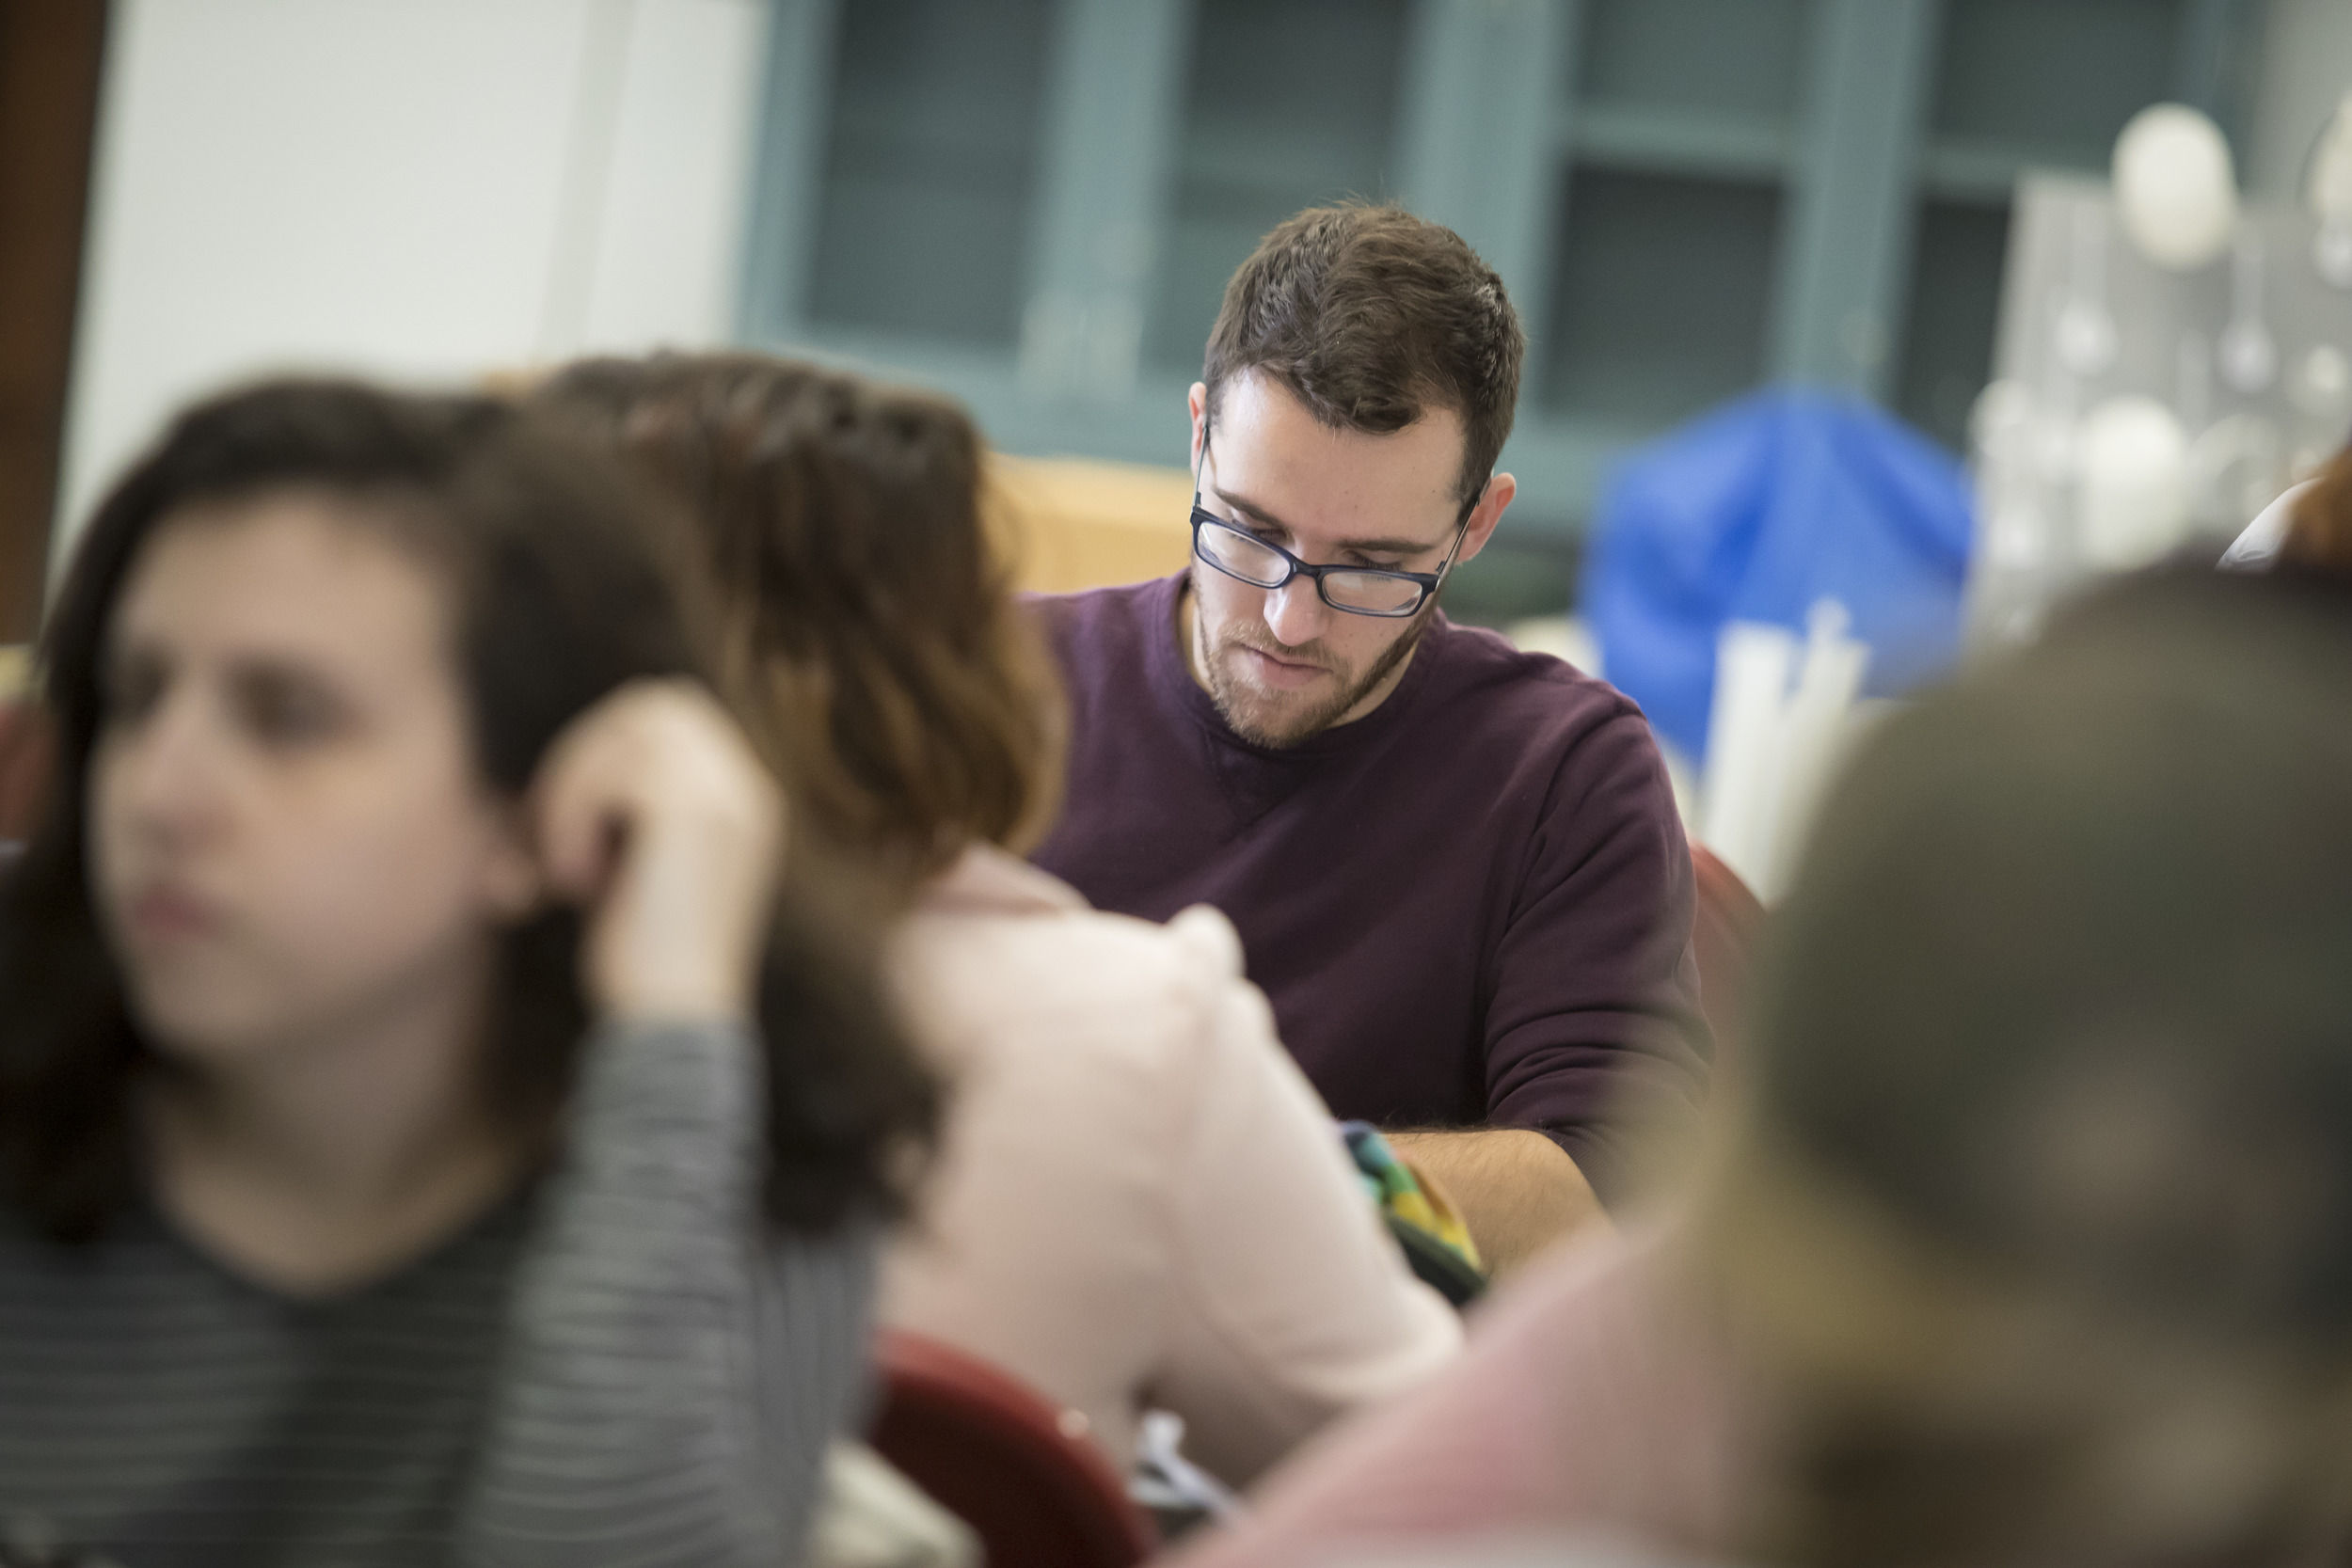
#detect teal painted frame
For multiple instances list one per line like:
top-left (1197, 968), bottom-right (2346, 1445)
top-left (735, 0), bottom-right (2267, 544)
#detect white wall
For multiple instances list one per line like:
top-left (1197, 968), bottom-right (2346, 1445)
top-left (56, 0), bottom-right (771, 561)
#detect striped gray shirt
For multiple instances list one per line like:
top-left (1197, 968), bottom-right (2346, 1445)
top-left (0, 1019), bottom-right (874, 1568)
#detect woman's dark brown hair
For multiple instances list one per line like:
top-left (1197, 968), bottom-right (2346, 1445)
top-left (0, 377), bottom-right (934, 1242)
top-left (533, 354), bottom-right (1062, 893)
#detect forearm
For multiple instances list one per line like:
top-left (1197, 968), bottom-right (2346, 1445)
top-left (1385, 1127), bottom-right (1608, 1279)
top-left (461, 1018), bottom-right (866, 1568)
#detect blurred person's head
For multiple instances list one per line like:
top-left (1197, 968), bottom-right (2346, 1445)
top-left (2280, 443), bottom-right (2352, 577)
top-left (0, 379), bottom-right (929, 1242)
top-left (532, 354), bottom-right (1061, 895)
top-left (1698, 563), bottom-right (2352, 1566)
top-left (1184, 204), bottom-right (1525, 748)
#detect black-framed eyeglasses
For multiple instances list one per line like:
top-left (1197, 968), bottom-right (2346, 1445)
top-left (1188, 436), bottom-right (1474, 620)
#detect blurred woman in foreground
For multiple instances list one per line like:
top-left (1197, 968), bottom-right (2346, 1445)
top-left (0, 381), bottom-right (931, 1566)
top-left (1179, 506), bottom-right (2352, 1565)
top-left (538, 352), bottom-right (1460, 1489)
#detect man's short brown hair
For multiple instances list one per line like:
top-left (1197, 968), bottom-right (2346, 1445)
top-left (1202, 203), bottom-right (1525, 508)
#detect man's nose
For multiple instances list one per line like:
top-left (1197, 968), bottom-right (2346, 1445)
top-left (1262, 575), bottom-right (1329, 647)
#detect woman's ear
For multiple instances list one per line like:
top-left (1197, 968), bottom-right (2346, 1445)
top-left (477, 799), bottom-right (547, 922)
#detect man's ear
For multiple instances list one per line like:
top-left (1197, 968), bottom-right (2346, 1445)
top-left (1455, 472), bottom-right (1517, 569)
top-left (478, 800), bottom-right (546, 923)
top-left (1188, 382), bottom-right (1209, 468)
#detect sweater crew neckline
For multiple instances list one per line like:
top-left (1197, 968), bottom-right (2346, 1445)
top-left (1142, 571), bottom-right (1450, 762)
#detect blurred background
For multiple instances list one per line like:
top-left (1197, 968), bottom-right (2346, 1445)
top-left (3, 0), bottom-right (2347, 648)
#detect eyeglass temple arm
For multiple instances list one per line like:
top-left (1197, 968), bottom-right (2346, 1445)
top-left (1432, 508), bottom-right (1477, 582)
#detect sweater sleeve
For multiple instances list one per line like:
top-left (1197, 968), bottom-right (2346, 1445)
top-left (1150, 909), bottom-right (1463, 1489)
top-left (1485, 710), bottom-right (1712, 1203)
top-left (457, 1018), bottom-right (876, 1568)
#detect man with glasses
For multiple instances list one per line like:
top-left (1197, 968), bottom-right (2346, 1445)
top-left (1030, 205), bottom-right (1708, 1275)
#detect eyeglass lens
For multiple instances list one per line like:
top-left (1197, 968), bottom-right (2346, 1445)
top-left (1194, 521), bottom-right (1425, 615)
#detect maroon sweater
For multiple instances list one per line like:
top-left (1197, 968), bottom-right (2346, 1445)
top-left (1028, 574), bottom-right (1711, 1201)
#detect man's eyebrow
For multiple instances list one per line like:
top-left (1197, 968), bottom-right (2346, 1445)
top-left (1211, 484), bottom-right (1438, 558)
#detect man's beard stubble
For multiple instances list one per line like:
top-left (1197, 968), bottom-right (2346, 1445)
top-left (1199, 603), bottom-right (1437, 750)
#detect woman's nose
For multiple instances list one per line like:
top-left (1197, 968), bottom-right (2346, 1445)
top-left (111, 690), bottom-right (225, 837)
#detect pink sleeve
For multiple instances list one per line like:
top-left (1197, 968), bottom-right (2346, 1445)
top-left (1168, 1227), bottom-right (1729, 1568)
top-left (1147, 907), bottom-right (1463, 1488)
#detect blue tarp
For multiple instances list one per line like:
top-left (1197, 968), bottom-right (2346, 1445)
top-left (1582, 388), bottom-right (1975, 764)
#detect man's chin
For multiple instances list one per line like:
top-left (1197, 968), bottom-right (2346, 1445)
top-left (1222, 702), bottom-right (1331, 749)
top-left (1211, 657), bottom-right (1355, 748)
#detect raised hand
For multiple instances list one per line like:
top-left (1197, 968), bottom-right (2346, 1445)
top-left (532, 680), bottom-right (784, 1022)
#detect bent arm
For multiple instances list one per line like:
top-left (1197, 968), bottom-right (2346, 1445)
top-left (1155, 912), bottom-right (1461, 1488)
top-left (458, 1018), bottom-right (873, 1568)
top-left (1384, 1127), bottom-right (1605, 1278)
top-left (1483, 714), bottom-right (1711, 1205)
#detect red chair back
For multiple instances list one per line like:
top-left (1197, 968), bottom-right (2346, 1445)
top-left (868, 1330), bottom-right (1152, 1568)
top-left (1689, 841), bottom-right (1766, 1071)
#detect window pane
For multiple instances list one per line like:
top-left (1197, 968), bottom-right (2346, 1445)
top-left (1896, 198), bottom-right (2013, 454)
top-left (805, 0), bottom-right (1054, 346)
top-left (1573, 0), bottom-right (1810, 124)
top-left (1930, 0), bottom-right (2182, 155)
top-left (1144, 0), bottom-right (1410, 373)
top-left (1540, 166), bottom-right (1783, 424)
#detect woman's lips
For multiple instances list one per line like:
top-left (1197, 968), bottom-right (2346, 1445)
top-left (122, 885), bottom-right (224, 943)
